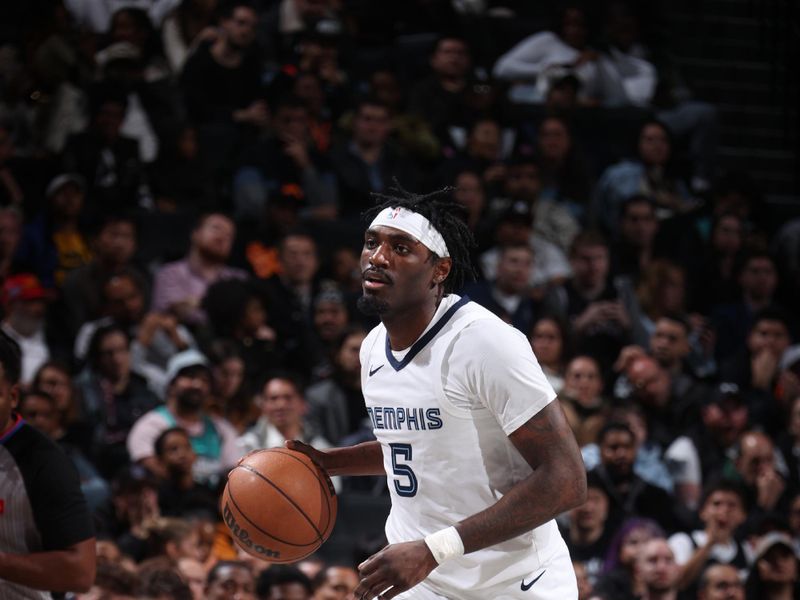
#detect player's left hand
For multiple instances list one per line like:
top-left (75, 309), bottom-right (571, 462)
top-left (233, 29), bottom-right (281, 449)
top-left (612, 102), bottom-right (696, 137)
top-left (355, 540), bottom-right (438, 599)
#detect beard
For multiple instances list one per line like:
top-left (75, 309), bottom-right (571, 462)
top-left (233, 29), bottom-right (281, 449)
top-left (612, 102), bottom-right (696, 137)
top-left (357, 294), bottom-right (389, 316)
top-left (176, 389), bottom-right (205, 412)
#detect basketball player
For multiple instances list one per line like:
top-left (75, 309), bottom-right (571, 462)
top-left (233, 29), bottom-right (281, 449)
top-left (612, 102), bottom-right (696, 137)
top-left (288, 187), bottom-right (586, 599)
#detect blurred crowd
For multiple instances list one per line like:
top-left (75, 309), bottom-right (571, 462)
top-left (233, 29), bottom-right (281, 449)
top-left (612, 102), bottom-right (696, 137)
top-left (1, 0), bottom-right (799, 598)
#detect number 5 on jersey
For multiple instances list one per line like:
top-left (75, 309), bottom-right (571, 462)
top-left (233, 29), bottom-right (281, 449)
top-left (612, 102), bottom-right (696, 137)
top-left (389, 443), bottom-right (418, 497)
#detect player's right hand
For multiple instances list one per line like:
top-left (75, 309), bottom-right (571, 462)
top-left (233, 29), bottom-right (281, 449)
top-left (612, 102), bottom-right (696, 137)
top-left (285, 440), bottom-right (330, 471)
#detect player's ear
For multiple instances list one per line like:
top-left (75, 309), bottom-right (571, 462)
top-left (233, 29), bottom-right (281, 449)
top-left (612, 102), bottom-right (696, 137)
top-left (432, 257), bottom-right (452, 287)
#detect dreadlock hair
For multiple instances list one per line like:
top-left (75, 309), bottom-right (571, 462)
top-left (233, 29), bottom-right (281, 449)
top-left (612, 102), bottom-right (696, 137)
top-left (364, 182), bottom-right (477, 294)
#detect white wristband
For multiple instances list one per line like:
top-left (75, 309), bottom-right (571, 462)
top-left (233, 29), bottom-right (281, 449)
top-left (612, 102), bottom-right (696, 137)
top-left (424, 526), bottom-right (464, 565)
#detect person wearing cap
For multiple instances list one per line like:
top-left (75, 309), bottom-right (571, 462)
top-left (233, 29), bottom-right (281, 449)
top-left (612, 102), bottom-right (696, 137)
top-left (126, 349), bottom-right (241, 487)
top-left (288, 186), bottom-right (585, 599)
top-left (665, 383), bottom-right (750, 511)
top-left (479, 199), bottom-right (572, 295)
top-left (744, 531), bottom-right (799, 600)
top-left (1, 273), bottom-right (54, 384)
top-left (13, 172), bottom-right (92, 288)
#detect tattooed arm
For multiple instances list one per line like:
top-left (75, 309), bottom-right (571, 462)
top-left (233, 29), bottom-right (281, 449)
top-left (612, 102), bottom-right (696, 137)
top-left (457, 400), bottom-right (587, 551)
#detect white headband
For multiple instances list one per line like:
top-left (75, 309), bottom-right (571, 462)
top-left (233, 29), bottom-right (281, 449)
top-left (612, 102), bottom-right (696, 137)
top-left (369, 207), bottom-right (450, 257)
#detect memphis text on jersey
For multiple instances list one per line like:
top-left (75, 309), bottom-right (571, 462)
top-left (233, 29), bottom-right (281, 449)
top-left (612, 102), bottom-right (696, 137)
top-left (367, 406), bottom-right (443, 431)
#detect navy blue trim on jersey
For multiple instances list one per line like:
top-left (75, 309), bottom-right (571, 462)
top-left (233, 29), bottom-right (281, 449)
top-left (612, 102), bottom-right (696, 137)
top-left (384, 295), bottom-right (471, 371)
top-left (0, 413), bottom-right (24, 445)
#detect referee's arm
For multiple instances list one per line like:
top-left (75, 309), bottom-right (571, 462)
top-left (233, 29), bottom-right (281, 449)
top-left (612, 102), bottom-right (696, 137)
top-left (0, 537), bottom-right (96, 592)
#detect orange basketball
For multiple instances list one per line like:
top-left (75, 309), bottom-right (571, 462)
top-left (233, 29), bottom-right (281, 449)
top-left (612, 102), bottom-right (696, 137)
top-left (221, 448), bottom-right (337, 563)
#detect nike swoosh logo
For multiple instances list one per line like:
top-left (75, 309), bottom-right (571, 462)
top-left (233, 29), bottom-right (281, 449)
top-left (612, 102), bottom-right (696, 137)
top-left (520, 569), bottom-right (546, 591)
top-left (368, 364), bottom-right (384, 376)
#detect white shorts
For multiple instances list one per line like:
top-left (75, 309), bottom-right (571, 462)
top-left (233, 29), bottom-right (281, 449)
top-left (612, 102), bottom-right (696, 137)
top-left (394, 548), bottom-right (578, 600)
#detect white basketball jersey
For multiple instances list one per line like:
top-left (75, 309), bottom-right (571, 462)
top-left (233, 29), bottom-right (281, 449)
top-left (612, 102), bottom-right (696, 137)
top-left (361, 294), bottom-right (570, 595)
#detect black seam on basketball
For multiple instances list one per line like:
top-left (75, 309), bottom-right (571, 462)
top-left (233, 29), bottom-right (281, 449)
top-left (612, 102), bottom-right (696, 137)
top-left (227, 482), bottom-right (319, 548)
top-left (236, 463), bottom-right (326, 545)
top-left (266, 449), bottom-right (335, 535)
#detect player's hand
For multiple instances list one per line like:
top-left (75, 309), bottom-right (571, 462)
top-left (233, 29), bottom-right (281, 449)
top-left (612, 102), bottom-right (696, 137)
top-left (355, 540), bottom-right (438, 599)
top-left (285, 440), bottom-right (331, 472)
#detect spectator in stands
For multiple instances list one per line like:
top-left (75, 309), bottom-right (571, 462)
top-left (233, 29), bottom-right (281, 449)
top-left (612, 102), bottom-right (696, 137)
top-left (529, 315), bottom-right (572, 393)
top-left (545, 230), bottom-right (630, 377)
top-left (15, 173), bottom-right (92, 288)
top-left (233, 95), bottom-right (338, 221)
top-left (719, 308), bottom-right (793, 432)
top-left (635, 538), bottom-right (680, 600)
top-left (0, 331), bottom-right (96, 596)
top-left (778, 391), bottom-right (800, 492)
top-left (1, 273), bottom-right (54, 384)
top-left (584, 402), bottom-right (675, 495)
top-left (480, 201), bottom-right (572, 295)
top-left (179, 1), bottom-right (265, 132)
top-left (18, 389), bottom-right (110, 510)
top-left (257, 564), bottom-right (313, 599)
top-left (261, 0), bottom-right (339, 65)
top-left (593, 120), bottom-right (696, 235)
top-left (667, 479), bottom-right (748, 596)
top-left (62, 213), bottom-right (138, 335)
top-left (151, 212), bottom-right (246, 327)
top-left (310, 283), bottom-right (350, 380)
top-left (76, 558), bottom-right (138, 599)
top-left (493, 5), bottom-right (603, 105)
top-left (464, 243), bottom-right (539, 334)
top-left (177, 555), bottom-right (207, 600)
top-left (0, 123), bottom-right (27, 209)
top-left (726, 431), bottom-right (794, 520)
top-left (594, 517), bottom-right (666, 600)
top-left (206, 561), bottom-right (256, 600)
top-left (589, 422), bottom-right (682, 533)
top-left (744, 532), bottom-right (800, 600)
top-left (154, 427), bottom-right (219, 519)
top-left (310, 564), bottom-right (358, 600)
top-left (76, 269), bottom-right (196, 393)
top-left (562, 471), bottom-right (614, 585)
top-left (160, 0), bottom-right (219, 73)
top-left (626, 260), bottom-right (689, 349)
top-left (150, 124), bottom-right (216, 215)
top-left (439, 116), bottom-right (508, 190)
top-left (560, 355), bottom-right (608, 447)
top-left (623, 354), bottom-right (705, 449)
top-left (451, 169), bottom-right (491, 253)
top-left (713, 253), bottom-right (781, 361)
top-left (485, 154), bottom-right (579, 252)
top-left (207, 340), bottom-right (252, 434)
top-left (0, 206), bottom-right (22, 281)
top-left (697, 563), bottom-right (745, 600)
top-left (62, 83), bottom-right (147, 212)
top-left (127, 349), bottom-right (241, 486)
top-left (238, 371), bottom-right (329, 454)
top-left (665, 383), bottom-right (750, 509)
top-left (690, 213), bottom-right (745, 314)
top-left (255, 230), bottom-right (321, 379)
top-left (306, 326), bottom-right (368, 446)
top-left (535, 116), bottom-right (594, 218)
top-left (330, 97), bottom-right (417, 218)
top-left (32, 360), bottom-right (81, 444)
top-left (408, 36), bottom-right (474, 144)
top-left (611, 195), bottom-right (661, 280)
top-left (202, 278), bottom-right (283, 393)
top-left (75, 323), bottom-right (160, 477)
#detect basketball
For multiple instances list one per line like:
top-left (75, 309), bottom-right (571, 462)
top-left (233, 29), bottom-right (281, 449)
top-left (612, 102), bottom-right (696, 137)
top-left (221, 448), bottom-right (337, 563)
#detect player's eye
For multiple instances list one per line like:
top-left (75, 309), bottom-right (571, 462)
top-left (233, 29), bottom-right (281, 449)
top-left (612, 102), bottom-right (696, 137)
top-left (394, 244), bottom-right (409, 255)
top-left (364, 238), bottom-right (377, 249)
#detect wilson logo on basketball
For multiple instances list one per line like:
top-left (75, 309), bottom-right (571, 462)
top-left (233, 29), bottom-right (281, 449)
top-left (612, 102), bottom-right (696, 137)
top-left (223, 502), bottom-right (281, 559)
